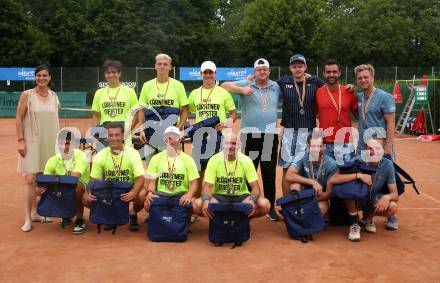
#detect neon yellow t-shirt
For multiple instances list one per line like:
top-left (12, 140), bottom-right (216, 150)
top-left (91, 85), bottom-right (139, 124)
top-left (204, 151), bottom-right (258, 196)
top-left (44, 149), bottom-right (90, 185)
top-left (147, 150), bottom-right (199, 195)
top-left (187, 86), bottom-right (236, 123)
top-left (139, 78), bottom-right (188, 108)
top-left (90, 146), bottom-right (145, 184)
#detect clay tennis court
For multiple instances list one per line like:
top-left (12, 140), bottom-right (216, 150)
top-left (0, 118), bottom-right (439, 283)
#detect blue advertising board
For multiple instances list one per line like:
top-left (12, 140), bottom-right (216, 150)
top-left (179, 67), bottom-right (253, 81)
top-left (0, 68), bottom-right (35, 81)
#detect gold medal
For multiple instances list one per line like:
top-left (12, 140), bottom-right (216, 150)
top-left (107, 87), bottom-right (121, 119)
top-left (309, 158), bottom-right (324, 182)
top-left (223, 157), bottom-right (239, 196)
top-left (259, 87), bottom-right (269, 113)
top-left (166, 153), bottom-right (178, 190)
top-left (62, 158), bottom-right (74, 176)
top-left (200, 87), bottom-right (215, 120)
top-left (325, 85), bottom-right (342, 123)
top-left (110, 148), bottom-right (124, 179)
top-left (294, 79), bottom-right (307, 114)
top-left (156, 79), bottom-right (170, 106)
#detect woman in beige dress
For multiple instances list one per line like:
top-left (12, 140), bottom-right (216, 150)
top-left (16, 65), bottom-right (60, 232)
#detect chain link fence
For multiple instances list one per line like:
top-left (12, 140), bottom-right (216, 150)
top-left (1, 66), bottom-right (439, 132)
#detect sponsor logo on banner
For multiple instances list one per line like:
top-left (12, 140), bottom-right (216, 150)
top-left (98, 81), bottom-right (136, 88)
top-left (179, 67), bottom-right (253, 81)
top-left (0, 67), bottom-right (36, 81)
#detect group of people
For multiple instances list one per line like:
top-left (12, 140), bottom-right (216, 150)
top-left (16, 53), bottom-right (399, 242)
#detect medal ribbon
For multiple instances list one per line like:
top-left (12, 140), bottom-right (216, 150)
top-left (167, 153), bottom-right (178, 188)
top-left (200, 86), bottom-right (215, 111)
top-left (110, 149), bottom-right (124, 178)
top-left (309, 158), bottom-right (324, 182)
top-left (223, 158), bottom-right (239, 195)
top-left (294, 79), bottom-right (306, 110)
top-left (155, 78), bottom-right (170, 104)
top-left (259, 87), bottom-right (269, 110)
top-left (325, 85), bottom-right (342, 122)
top-left (62, 157), bottom-right (74, 175)
top-left (361, 87), bottom-right (376, 127)
top-left (107, 86), bottom-right (121, 109)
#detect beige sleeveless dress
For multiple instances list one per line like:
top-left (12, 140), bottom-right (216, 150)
top-left (17, 89), bottom-right (60, 175)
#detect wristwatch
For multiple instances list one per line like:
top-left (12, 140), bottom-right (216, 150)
top-left (249, 194), bottom-right (258, 202)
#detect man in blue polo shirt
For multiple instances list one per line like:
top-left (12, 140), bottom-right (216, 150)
top-left (277, 54), bottom-right (325, 196)
top-left (354, 64), bottom-right (396, 157)
top-left (285, 131), bottom-right (338, 216)
top-left (221, 58), bottom-right (281, 221)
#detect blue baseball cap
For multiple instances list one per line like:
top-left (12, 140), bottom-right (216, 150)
top-left (289, 54), bottom-right (306, 65)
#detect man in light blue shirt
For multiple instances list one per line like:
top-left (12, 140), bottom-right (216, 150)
top-left (221, 58), bottom-right (281, 221)
top-left (354, 64), bottom-right (396, 157)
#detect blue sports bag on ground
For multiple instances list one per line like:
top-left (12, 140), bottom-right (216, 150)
top-left (276, 188), bottom-right (324, 243)
top-left (338, 160), bottom-right (377, 175)
top-left (332, 180), bottom-right (369, 201)
top-left (208, 202), bottom-right (253, 248)
top-left (88, 181), bottom-right (131, 234)
top-left (36, 175), bottom-right (78, 221)
top-left (147, 196), bottom-right (192, 242)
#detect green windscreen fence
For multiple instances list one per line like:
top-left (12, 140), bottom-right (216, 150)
top-left (0, 92), bottom-right (88, 118)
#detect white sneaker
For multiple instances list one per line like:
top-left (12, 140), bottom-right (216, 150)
top-left (364, 219), bottom-right (376, 233)
top-left (348, 223), bottom-right (361, 242)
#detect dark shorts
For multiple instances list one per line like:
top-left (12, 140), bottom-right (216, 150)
top-left (193, 131), bottom-right (222, 171)
top-left (212, 193), bottom-right (251, 203)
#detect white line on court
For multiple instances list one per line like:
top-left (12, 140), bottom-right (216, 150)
top-left (421, 193), bottom-right (440, 204)
top-left (395, 138), bottom-right (417, 141)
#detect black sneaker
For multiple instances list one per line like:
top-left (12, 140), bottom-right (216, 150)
top-left (267, 209), bottom-right (281, 221)
top-left (128, 213), bottom-right (139, 232)
top-left (73, 218), bottom-right (86, 235)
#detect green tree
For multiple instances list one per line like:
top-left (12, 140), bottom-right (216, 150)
top-left (236, 0), bottom-right (330, 67)
top-left (0, 0), bottom-right (51, 66)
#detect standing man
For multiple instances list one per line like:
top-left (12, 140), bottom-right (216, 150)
top-left (138, 54), bottom-right (189, 161)
top-left (84, 122), bottom-right (146, 232)
top-left (316, 59), bottom-right (358, 164)
top-left (187, 61), bottom-right (237, 189)
top-left (354, 64), bottom-right (396, 159)
top-left (221, 58), bottom-right (281, 221)
top-left (354, 64), bottom-right (397, 228)
top-left (277, 54), bottom-right (325, 196)
top-left (92, 60), bottom-right (142, 129)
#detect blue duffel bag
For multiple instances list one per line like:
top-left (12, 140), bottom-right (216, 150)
top-left (147, 195), bottom-right (192, 242)
top-left (332, 180), bottom-right (369, 201)
top-left (276, 188), bottom-right (324, 243)
top-left (88, 180), bottom-right (132, 234)
top-left (338, 159), bottom-right (377, 175)
top-left (36, 174), bottom-right (78, 221)
top-left (184, 116), bottom-right (220, 140)
top-left (144, 106), bottom-right (180, 140)
top-left (208, 202), bottom-right (253, 248)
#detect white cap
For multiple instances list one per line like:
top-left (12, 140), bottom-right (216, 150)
top-left (164, 126), bottom-right (181, 137)
top-left (200, 61), bottom-right (216, 72)
top-left (254, 58), bottom-right (270, 69)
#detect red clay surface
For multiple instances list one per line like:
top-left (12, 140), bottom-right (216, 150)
top-left (0, 118), bottom-right (439, 283)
